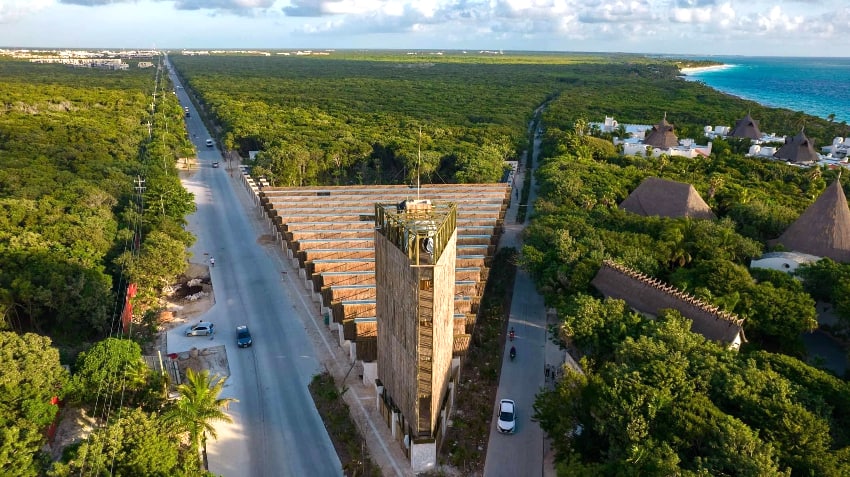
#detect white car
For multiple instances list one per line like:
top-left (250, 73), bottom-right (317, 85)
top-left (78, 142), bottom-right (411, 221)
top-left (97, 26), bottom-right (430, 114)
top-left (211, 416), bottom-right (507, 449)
top-left (497, 399), bottom-right (516, 434)
top-left (186, 321), bottom-right (215, 337)
top-left (205, 139), bottom-right (214, 147)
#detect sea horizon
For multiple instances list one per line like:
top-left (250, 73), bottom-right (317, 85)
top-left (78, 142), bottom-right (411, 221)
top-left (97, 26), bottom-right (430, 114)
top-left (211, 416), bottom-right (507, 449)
top-left (680, 55), bottom-right (850, 126)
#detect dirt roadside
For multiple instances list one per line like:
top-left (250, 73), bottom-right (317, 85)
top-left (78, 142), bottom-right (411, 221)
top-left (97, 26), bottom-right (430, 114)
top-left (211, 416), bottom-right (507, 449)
top-left (46, 262), bottom-right (222, 461)
top-left (153, 262), bottom-right (231, 382)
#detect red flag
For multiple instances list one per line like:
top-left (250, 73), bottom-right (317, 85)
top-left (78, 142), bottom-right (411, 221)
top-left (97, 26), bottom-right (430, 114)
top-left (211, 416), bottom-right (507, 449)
top-left (121, 283), bottom-right (137, 329)
top-left (121, 299), bottom-right (133, 329)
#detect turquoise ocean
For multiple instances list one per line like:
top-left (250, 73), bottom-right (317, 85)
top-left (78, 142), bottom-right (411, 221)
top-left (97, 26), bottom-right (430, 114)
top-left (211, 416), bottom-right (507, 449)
top-left (680, 56), bottom-right (850, 125)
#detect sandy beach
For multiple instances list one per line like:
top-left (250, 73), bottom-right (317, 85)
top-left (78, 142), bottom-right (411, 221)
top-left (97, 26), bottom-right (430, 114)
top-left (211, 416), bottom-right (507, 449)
top-left (679, 64), bottom-right (734, 75)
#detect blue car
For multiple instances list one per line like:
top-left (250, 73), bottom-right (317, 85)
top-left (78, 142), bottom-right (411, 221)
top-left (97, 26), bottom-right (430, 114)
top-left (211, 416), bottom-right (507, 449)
top-left (236, 325), bottom-right (253, 348)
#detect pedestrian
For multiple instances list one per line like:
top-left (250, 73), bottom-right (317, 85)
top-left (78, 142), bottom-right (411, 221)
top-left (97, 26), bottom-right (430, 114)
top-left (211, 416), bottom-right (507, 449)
top-left (545, 364), bottom-right (551, 379)
top-left (210, 257), bottom-right (215, 268)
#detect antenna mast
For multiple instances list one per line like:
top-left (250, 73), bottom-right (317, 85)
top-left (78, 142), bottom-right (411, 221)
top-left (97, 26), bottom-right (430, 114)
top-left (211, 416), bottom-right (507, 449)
top-left (417, 127), bottom-right (422, 200)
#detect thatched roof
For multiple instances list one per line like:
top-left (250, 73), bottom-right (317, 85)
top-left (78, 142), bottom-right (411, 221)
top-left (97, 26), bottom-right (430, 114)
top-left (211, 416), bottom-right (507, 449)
top-left (774, 179), bottom-right (850, 262)
top-left (774, 129), bottom-right (819, 164)
top-left (619, 177), bottom-right (716, 219)
top-left (730, 113), bottom-right (762, 140)
top-left (591, 260), bottom-right (745, 349)
top-left (643, 114), bottom-right (679, 149)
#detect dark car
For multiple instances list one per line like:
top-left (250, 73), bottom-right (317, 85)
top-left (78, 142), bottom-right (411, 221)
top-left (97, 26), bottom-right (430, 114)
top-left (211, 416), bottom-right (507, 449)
top-left (186, 321), bottom-right (214, 337)
top-left (236, 325), bottom-right (253, 348)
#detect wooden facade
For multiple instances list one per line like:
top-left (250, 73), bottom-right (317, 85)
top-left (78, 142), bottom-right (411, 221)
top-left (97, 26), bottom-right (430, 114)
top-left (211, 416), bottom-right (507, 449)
top-left (258, 184), bottom-right (508, 361)
top-left (376, 201), bottom-right (457, 439)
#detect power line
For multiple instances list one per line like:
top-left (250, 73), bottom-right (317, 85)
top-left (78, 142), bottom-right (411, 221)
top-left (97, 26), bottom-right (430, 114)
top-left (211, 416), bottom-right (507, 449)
top-left (81, 53), bottom-right (162, 476)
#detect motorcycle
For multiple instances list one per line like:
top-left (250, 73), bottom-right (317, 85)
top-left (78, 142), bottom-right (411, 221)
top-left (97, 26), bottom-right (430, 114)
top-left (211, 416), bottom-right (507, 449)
top-left (510, 346), bottom-right (516, 361)
top-left (509, 327), bottom-right (515, 341)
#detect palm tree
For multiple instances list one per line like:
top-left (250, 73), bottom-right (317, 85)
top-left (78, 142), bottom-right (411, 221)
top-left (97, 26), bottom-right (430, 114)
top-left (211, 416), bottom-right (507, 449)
top-left (707, 174), bottom-right (725, 200)
top-left (616, 124), bottom-right (628, 140)
top-left (661, 222), bottom-right (694, 268)
top-left (166, 368), bottom-right (236, 469)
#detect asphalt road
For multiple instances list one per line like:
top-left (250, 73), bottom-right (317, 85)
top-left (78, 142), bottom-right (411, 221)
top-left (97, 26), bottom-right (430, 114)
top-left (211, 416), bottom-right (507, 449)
top-left (483, 129), bottom-right (547, 477)
top-left (163, 58), bottom-right (343, 477)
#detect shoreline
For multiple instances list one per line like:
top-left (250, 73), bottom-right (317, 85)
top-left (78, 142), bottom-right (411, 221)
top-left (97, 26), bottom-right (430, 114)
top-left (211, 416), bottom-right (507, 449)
top-left (679, 64), bottom-right (734, 75)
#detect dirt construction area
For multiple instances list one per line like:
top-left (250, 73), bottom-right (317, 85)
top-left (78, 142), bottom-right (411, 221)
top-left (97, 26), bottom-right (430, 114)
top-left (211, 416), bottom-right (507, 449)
top-left (152, 261), bottom-right (230, 382)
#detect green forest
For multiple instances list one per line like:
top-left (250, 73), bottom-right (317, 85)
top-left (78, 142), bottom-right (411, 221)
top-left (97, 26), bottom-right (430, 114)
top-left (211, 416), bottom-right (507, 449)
top-left (0, 57), bottom-right (209, 475)
top-left (3, 49), bottom-right (850, 475)
top-left (167, 53), bottom-right (681, 186)
top-left (0, 58), bottom-right (195, 339)
top-left (523, 68), bottom-right (850, 474)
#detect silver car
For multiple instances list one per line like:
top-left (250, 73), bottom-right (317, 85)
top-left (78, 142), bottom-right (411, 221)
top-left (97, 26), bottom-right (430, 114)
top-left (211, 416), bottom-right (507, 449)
top-left (186, 321), bottom-right (215, 336)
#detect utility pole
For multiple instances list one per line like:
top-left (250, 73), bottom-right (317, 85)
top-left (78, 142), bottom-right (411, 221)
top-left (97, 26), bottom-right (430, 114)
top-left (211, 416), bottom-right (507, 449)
top-left (134, 176), bottom-right (146, 211)
top-left (163, 119), bottom-right (169, 174)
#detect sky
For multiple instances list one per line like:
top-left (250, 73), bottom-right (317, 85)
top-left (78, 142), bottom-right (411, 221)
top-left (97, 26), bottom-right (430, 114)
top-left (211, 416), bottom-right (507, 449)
top-left (0, 0), bottom-right (847, 57)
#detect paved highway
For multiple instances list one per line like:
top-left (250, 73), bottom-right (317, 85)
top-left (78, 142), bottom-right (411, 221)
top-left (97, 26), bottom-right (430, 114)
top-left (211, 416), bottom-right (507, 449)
top-left (163, 57), bottom-right (343, 477)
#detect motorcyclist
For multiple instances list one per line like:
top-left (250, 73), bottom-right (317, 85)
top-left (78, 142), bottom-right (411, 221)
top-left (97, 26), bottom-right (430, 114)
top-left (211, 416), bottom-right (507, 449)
top-left (510, 346), bottom-right (516, 361)
top-left (509, 327), bottom-right (515, 341)
top-left (210, 257), bottom-right (215, 268)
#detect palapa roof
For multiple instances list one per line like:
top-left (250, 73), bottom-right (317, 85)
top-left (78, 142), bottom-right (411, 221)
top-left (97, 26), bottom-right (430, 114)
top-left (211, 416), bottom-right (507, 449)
top-left (730, 113), bottom-right (762, 140)
top-left (591, 260), bottom-right (746, 348)
top-left (643, 114), bottom-right (679, 149)
top-left (774, 179), bottom-right (850, 262)
top-left (774, 129), bottom-right (819, 164)
top-left (619, 177), bottom-right (716, 219)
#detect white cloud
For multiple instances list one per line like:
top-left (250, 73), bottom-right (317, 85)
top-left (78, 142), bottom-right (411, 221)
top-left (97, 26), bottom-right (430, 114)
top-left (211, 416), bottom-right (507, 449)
top-left (0, 0), bottom-right (846, 56)
top-left (0, 0), bottom-right (53, 23)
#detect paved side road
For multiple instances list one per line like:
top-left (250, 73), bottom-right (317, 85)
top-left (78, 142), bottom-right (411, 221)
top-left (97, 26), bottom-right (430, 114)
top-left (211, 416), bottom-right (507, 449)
top-left (484, 125), bottom-right (560, 477)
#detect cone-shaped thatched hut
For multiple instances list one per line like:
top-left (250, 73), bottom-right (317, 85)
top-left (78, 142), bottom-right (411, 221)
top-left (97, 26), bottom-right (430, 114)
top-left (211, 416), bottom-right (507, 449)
top-left (774, 129), bottom-right (819, 164)
top-left (643, 114), bottom-right (679, 149)
top-left (773, 179), bottom-right (850, 262)
top-left (619, 177), bottom-right (716, 219)
top-left (730, 113), bottom-right (762, 140)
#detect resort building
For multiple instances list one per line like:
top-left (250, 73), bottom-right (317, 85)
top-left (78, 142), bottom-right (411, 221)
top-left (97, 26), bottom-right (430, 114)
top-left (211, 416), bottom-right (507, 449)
top-left (591, 260), bottom-right (746, 350)
top-left (750, 251), bottom-right (820, 274)
top-left (774, 129), bottom-right (820, 165)
top-left (729, 113), bottom-right (763, 140)
top-left (771, 179), bottom-right (850, 262)
top-left (704, 114), bottom-right (787, 159)
top-left (613, 115), bottom-right (713, 158)
top-left (619, 177), bottom-right (716, 220)
top-left (591, 116), bottom-right (652, 137)
top-left (822, 137), bottom-right (849, 160)
top-left (643, 114), bottom-right (680, 149)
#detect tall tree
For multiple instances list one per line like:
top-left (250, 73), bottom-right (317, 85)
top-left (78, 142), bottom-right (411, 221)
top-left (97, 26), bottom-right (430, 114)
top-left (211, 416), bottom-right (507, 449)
top-left (0, 332), bottom-right (68, 475)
